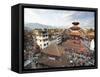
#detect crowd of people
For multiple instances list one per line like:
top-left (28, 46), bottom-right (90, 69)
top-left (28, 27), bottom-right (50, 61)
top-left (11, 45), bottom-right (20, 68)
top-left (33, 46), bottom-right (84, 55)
top-left (65, 49), bottom-right (94, 67)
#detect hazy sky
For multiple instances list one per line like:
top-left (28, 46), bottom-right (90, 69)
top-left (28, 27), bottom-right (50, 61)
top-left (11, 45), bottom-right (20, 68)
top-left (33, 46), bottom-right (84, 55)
top-left (24, 8), bottom-right (95, 28)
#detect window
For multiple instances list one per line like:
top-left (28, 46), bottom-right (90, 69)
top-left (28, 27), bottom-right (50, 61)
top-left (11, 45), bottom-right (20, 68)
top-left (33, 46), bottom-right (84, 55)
top-left (43, 35), bottom-right (45, 37)
top-left (44, 44), bottom-right (46, 46)
top-left (40, 44), bottom-right (42, 48)
top-left (43, 39), bottom-right (45, 42)
top-left (46, 35), bottom-right (48, 37)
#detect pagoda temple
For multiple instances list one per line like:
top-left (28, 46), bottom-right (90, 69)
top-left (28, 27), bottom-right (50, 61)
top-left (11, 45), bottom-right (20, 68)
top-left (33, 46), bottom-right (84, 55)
top-left (68, 22), bottom-right (85, 40)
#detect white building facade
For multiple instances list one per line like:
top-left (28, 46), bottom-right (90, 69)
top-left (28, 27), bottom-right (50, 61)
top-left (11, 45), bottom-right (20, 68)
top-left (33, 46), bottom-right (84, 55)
top-left (35, 29), bottom-right (49, 49)
top-left (90, 39), bottom-right (94, 51)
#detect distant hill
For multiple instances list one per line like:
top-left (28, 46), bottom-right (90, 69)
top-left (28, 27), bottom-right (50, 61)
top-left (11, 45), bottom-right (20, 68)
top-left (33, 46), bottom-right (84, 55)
top-left (24, 23), bottom-right (57, 30)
